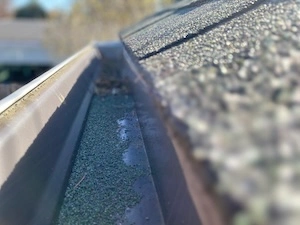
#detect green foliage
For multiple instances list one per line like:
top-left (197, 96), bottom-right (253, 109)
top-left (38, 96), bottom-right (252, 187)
top-left (15, 1), bottom-right (47, 19)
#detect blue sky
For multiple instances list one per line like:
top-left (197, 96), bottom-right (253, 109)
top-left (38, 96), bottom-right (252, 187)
top-left (12, 0), bottom-right (73, 11)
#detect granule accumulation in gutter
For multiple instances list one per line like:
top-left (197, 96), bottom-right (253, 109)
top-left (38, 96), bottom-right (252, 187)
top-left (56, 95), bottom-right (146, 225)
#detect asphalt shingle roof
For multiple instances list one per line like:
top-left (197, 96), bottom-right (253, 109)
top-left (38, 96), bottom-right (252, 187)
top-left (121, 0), bottom-right (300, 224)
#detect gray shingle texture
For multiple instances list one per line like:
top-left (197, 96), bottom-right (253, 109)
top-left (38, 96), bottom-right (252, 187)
top-left (122, 0), bottom-right (300, 224)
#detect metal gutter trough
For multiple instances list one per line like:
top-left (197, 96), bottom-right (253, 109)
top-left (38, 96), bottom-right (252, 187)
top-left (0, 41), bottom-right (199, 225)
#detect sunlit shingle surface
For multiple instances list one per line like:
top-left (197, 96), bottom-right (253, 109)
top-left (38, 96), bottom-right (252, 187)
top-left (122, 0), bottom-right (300, 224)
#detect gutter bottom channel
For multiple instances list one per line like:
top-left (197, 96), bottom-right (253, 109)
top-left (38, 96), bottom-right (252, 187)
top-left (55, 95), bottom-right (164, 225)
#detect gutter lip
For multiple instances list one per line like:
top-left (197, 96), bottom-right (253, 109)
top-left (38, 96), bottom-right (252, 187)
top-left (0, 43), bottom-right (102, 225)
top-left (0, 45), bottom-right (91, 115)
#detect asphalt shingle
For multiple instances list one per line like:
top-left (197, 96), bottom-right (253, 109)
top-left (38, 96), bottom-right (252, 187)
top-left (122, 0), bottom-right (300, 224)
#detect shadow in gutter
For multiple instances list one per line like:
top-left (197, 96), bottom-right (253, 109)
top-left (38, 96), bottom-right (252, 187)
top-left (124, 62), bottom-right (202, 225)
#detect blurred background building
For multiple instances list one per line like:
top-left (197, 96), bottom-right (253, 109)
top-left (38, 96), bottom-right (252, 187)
top-left (0, 20), bottom-right (54, 83)
top-left (0, 0), bottom-right (54, 98)
top-left (0, 0), bottom-right (176, 99)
